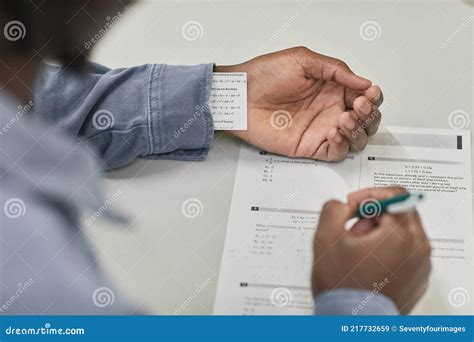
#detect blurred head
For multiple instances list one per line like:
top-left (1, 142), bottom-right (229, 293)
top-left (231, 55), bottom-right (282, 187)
top-left (0, 0), bottom-right (133, 69)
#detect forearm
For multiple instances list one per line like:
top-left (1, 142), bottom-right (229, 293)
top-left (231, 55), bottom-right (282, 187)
top-left (34, 62), bottom-right (214, 170)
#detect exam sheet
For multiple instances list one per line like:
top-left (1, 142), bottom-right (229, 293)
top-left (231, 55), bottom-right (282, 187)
top-left (213, 127), bottom-right (473, 315)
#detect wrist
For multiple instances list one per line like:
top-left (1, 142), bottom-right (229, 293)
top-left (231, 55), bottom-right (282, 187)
top-left (214, 64), bottom-right (242, 73)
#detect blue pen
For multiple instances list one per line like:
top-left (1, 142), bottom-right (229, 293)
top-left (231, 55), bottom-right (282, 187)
top-left (357, 192), bottom-right (425, 218)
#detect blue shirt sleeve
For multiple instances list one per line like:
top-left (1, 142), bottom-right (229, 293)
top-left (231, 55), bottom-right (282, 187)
top-left (34, 62), bottom-right (215, 170)
top-left (314, 289), bottom-right (399, 315)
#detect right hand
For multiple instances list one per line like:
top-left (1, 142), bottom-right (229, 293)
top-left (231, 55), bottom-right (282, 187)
top-left (312, 187), bottom-right (432, 314)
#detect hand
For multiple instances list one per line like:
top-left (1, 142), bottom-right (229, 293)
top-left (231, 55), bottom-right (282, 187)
top-left (312, 187), bottom-right (431, 314)
top-left (215, 47), bottom-right (383, 161)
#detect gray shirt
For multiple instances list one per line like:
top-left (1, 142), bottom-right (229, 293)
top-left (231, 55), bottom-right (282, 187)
top-left (0, 62), bottom-right (398, 315)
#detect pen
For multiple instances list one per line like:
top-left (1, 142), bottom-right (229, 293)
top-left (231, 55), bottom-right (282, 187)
top-left (357, 192), bottom-right (425, 218)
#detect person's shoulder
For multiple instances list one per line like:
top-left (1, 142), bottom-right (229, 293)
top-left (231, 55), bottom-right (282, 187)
top-left (1, 110), bottom-right (97, 177)
top-left (0, 106), bottom-right (102, 208)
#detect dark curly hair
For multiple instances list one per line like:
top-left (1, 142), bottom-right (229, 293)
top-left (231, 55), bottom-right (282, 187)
top-left (1, 0), bottom-right (131, 68)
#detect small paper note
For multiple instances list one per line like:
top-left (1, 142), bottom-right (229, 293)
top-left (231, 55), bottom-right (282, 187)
top-left (210, 73), bottom-right (247, 130)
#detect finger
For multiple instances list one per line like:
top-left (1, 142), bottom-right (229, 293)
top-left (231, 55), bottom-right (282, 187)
top-left (365, 108), bottom-right (381, 136)
top-left (348, 186), bottom-right (418, 233)
top-left (411, 211), bottom-right (427, 238)
top-left (348, 186), bottom-right (407, 207)
top-left (345, 85), bottom-right (382, 109)
top-left (353, 96), bottom-right (382, 136)
top-left (344, 88), bottom-right (363, 109)
top-left (402, 210), bottom-right (429, 241)
top-left (378, 210), bottom-right (419, 233)
top-left (317, 199), bottom-right (353, 243)
top-left (326, 128), bottom-right (350, 161)
top-left (349, 218), bottom-right (377, 237)
top-left (322, 58), bottom-right (372, 91)
top-left (303, 49), bottom-right (372, 90)
top-left (364, 85), bottom-right (384, 107)
top-left (338, 111), bottom-right (368, 151)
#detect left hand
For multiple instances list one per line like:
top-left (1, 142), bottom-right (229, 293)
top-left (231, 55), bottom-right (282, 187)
top-left (216, 47), bottom-right (383, 161)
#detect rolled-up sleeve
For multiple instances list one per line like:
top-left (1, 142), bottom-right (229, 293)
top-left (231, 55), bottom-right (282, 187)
top-left (147, 63), bottom-right (214, 161)
top-left (315, 289), bottom-right (399, 315)
top-left (34, 62), bottom-right (215, 170)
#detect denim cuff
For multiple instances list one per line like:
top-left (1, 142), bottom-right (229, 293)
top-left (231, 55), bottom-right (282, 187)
top-left (147, 63), bottom-right (214, 161)
top-left (314, 288), bottom-right (399, 315)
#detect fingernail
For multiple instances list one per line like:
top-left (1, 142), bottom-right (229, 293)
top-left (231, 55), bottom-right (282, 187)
top-left (335, 133), bottom-right (342, 144)
top-left (362, 101), bottom-right (371, 114)
top-left (345, 119), bottom-right (356, 130)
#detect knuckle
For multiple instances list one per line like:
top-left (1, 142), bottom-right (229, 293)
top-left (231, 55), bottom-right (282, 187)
top-left (292, 46), bottom-right (310, 57)
top-left (427, 258), bottom-right (433, 273)
top-left (412, 238), bottom-right (431, 260)
top-left (322, 200), bottom-right (340, 212)
top-left (321, 200), bottom-right (341, 216)
top-left (295, 46), bottom-right (310, 52)
top-left (421, 240), bottom-right (432, 258)
top-left (333, 58), bottom-right (349, 70)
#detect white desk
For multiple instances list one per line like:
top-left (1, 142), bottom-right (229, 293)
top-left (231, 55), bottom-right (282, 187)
top-left (87, 0), bottom-right (473, 314)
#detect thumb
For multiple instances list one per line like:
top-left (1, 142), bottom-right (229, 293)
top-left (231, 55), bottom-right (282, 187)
top-left (303, 49), bottom-right (371, 90)
top-left (316, 200), bottom-right (353, 242)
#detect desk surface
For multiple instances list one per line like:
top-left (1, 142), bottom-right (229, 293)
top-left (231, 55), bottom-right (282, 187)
top-left (88, 0), bottom-right (473, 314)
